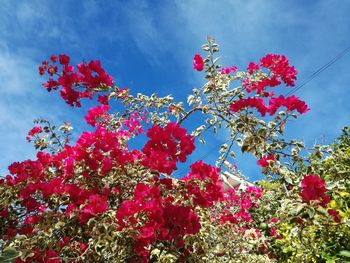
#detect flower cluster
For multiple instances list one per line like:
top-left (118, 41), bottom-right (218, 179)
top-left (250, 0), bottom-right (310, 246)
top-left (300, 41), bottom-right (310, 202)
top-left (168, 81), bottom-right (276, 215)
top-left (182, 161), bottom-right (225, 208)
top-left (142, 123), bottom-right (195, 174)
top-left (39, 54), bottom-right (113, 107)
top-left (116, 182), bottom-right (201, 261)
top-left (219, 186), bottom-right (263, 225)
top-left (245, 54), bottom-right (297, 94)
top-left (230, 95), bottom-right (309, 116)
top-left (26, 126), bottom-right (43, 142)
top-left (268, 95), bottom-right (309, 115)
top-left (84, 104), bottom-right (110, 127)
top-left (230, 54), bottom-right (304, 119)
top-left (230, 97), bottom-right (269, 116)
top-left (259, 54), bottom-right (297, 86)
top-left (122, 112), bottom-right (146, 136)
top-left (300, 174), bottom-right (330, 207)
top-left (220, 65), bottom-right (237, 75)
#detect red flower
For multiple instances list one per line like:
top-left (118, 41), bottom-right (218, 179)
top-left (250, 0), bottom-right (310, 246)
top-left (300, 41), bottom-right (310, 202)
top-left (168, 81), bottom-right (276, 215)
top-left (328, 209), bottom-right (341, 223)
top-left (26, 126), bottom-right (43, 141)
top-left (142, 123), bottom-right (195, 174)
top-left (193, 54), bottom-right (204, 71)
top-left (257, 154), bottom-right (275, 167)
top-left (28, 126), bottom-right (43, 136)
top-left (84, 105), bottom-right (110, 127)
top-left (59, 54), bottom-right (70, 65)
top-left (220, 66), bottom-right (237, 74)
top-left (300, 175), bottom-right (330, 207)
top-left (50, 55), bottom-right (57, 63)
top-left (43, 79), bottom-right (58, 92)
top-left (77, 60), bottom-right (113, 88)
top-left (39, 61), bottom-right (48, 75)
top-left (44, 249), bottom-right (60, 263)
top-left (230, 97), bottom-right (269, 116)
top-left (47, 65), bottom-right (58, 76)
top-left (80, 194), bottom-right (108, 222)
top-left (259, 54), bottom-right (297, 86)
top-left (247, 62), bottom-right (259, 74)
top-left (98, 95), bottom-right (109, 105)
top-left (283, 95), bottom-right (310, 114)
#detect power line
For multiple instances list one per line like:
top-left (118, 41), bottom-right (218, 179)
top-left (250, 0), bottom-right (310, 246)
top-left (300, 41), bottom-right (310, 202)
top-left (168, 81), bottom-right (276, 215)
top-left (286, 45), bottom-right (350, 96)
top-left (197, 138), bottom-right (232, 161)
top-left (175, 45), bottom-right (350, 176)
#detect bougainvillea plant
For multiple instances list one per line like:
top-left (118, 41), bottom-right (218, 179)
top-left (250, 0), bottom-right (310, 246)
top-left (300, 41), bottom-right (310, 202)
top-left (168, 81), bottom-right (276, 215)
top-left (0, 37), bottom-right (348, 262)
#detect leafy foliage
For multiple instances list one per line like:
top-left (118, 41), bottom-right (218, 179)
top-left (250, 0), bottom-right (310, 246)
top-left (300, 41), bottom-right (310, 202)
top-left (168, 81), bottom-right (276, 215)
top-left (0, 39), bottom-right (348, 262)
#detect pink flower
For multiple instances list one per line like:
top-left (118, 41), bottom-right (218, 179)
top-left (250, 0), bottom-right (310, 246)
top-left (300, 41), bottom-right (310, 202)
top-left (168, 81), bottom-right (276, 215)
top-left (98, 95), bottom-right (109, 105)
top-left (80, 194), bottom-right (108, 222)
top-left (84, 105), bottom-right (110, 127)
top-left (300, 175), bottom-right (330, 207)
top-left (267, 95), bottom-right (310, 115)
top-left (328, 209), bottom-right (341, 223)
top-left (59, 54), bottom-right (70, 65)
top-left (230, 97), bottom-right (269, 116)
top-left (260, 54), bottom-right (297, 86)
top-left (50, 55), bottom-right (57, 63)
top-left (257, 154), bottom-right (275, 167)
top-left (193, 54), bottom-right (204, 71)
top-left (142, 123), bottom-right (195, 174)
top-left (47, 65), bottom-right (58, 76)
top-left (220, 66), bottom-right (237, 75)
top-left (26, 126), bottom-right (43, 141)
top-left (247, 62), bottom-right (259, 74)
top-left (39, 61), bottom-right (48, 75)
top-left (28, 126), bottom-right (43, 136)
top-left (77, 60), bottom-right (113, 88)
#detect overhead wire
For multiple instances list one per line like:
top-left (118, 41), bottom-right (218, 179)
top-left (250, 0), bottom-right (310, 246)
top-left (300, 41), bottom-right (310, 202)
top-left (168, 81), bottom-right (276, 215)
top-left (286, 45), bottom-right (350, 96)
top-left (175, 45), bottom-right (350, 176)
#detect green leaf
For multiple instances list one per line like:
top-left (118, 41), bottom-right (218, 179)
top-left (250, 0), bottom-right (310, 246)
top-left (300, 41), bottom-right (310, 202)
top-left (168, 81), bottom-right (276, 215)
top-left (0, 247), bottom-right (20, 262)
top-left (306, 206), bottom-right (315, 219)
top-left (339, 250), bottom-right (350, 258)
top-left (316, 206), bottom-right (328, 216)
top-left (289, 203), bottom-right (306, 216)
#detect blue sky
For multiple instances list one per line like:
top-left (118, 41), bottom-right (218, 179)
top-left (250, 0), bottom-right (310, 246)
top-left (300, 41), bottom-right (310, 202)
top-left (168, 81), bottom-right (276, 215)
top-left (0, 0), bottom-right (349, 180)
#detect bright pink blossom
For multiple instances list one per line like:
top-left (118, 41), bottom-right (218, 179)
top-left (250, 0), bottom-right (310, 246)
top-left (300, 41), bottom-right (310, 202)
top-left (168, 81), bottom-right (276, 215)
top-left (260, 54), bottom-right (297, 86)
top-left (84, 105), bottom-right (110, 127)
top-left (268, 95), bottom-right (309, 115)
top-left (142, 123), bottom-right (195, 174)
top-left (300, 175), bottom-right (330, 207)
top-left (193, 54), bottom-right (204, 71)
top-left (98, 94), bottom-right (109, 105)
top-left (220, 66), bottom-right (237, 74)
top-left (59, 54), bottom-right (70, 65)
top-left (40, 54), bottom-right (113, 107)
top-left (328, 209), bottom-right (341, 223)
top-left (257, 154), bottom-right (275, 167)
top-left (247, 62), bottom-right (259, 74)
top-left (26, 126), bottom-right (43, 141)
top-left (230, 97), bottom-right (269, 116)
top-left (77, 60), bottom-right (113, 88)
top-left (79, 194), bottom-right (108, 222)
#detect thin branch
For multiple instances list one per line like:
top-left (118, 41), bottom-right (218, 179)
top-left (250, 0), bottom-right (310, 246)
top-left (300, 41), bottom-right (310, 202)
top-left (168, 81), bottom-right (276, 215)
top-left (177, 107), bottom-right (202, 125)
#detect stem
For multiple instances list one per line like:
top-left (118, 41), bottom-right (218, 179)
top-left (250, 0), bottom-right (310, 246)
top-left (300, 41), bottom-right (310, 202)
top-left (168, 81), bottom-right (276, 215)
top-left (177, 107), bottom-right (202, 126)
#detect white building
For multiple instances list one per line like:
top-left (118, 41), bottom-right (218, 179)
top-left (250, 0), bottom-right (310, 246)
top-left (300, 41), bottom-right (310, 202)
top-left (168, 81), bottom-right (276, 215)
top-left (220, 171), bottom-right (254, 190)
